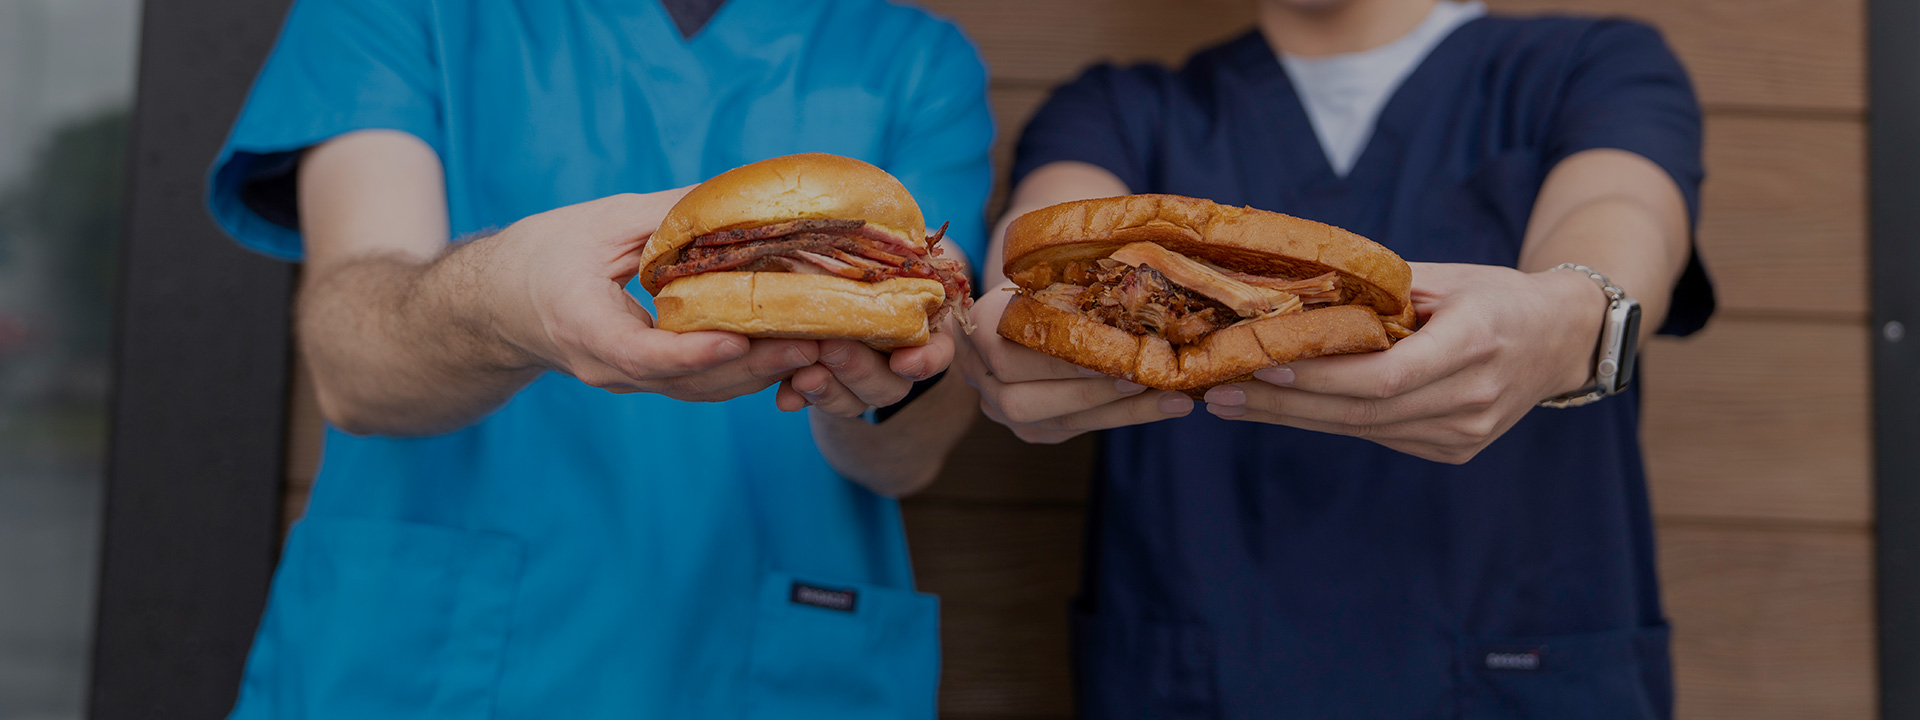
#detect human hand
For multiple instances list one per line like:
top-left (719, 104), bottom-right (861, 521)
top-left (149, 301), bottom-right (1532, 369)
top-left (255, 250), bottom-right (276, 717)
top-left (1199, 262), bottom-right (1606, 464)
top-left (774, 239), bottom-right (971, 418)
top-left (772, 329), bottom-right (955, 418)
top-left (955, 280), bottom-right (1195, 444)
top-left (486, 189), bottom-right (820, 401)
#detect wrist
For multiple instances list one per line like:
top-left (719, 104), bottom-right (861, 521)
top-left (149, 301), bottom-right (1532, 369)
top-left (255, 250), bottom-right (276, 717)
top-left (1539, 267), bottom-right (1609, 396)
top-left (438, 231), bottom-right (545, 373)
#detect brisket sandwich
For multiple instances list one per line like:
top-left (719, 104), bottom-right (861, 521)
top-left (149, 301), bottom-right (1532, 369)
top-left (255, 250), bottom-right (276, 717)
top-left (639, 153), bottom-right (971, 349)
top-left (997, 194), bottom-right (1415, 393)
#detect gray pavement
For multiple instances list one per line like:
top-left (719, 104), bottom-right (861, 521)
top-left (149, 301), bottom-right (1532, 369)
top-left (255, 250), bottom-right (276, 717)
top-left (0, 455), bottom-right (101, 720)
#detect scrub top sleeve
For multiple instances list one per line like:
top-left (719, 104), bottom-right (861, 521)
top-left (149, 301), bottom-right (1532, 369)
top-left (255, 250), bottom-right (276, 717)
top-left (886, 22), bottom-right (995, 271)
top-left (1544, 20), bottom-right (1714, 335)
top-left (207, 0), bottom-right (443, 261)
top-left (1011, 65), bottom-right (1162, 193)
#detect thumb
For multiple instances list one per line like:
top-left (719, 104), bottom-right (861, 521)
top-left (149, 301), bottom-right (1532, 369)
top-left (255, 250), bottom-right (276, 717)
top-left (585, 290), bottom-right (750, 379)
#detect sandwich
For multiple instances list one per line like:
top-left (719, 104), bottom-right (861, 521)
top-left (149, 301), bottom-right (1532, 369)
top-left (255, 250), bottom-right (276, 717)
top-left (639, 153), bottom-right (972, 349)
top-left (997, 194), bottom-right (1415, 393)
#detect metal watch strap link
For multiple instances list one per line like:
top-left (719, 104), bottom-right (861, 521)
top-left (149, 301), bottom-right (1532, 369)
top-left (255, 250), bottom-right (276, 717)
top-left (1539, 264), bottom-right (1628, 409)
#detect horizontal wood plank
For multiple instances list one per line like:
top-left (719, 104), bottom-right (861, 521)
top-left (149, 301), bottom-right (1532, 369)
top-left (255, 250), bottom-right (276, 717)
top-left (1641, 318), bottom-right (1871, 525)
top-left (923, 0), bottom-right (1252, 88)
top-left (987, 85), bottom-right (1051, 219)
top-left (926, 420), bottom-right (1094, 505)
top-left (1488, 0), bottom-right (1863, 112)
top-left (1699, 116), bottom-right (1865, 318)
top-left (1661, 522), bottom-right (1875, 719)
top-left (928, 0), bottom-right (1862, 111)
top-left (904, 502), bottom-right (1083, 717)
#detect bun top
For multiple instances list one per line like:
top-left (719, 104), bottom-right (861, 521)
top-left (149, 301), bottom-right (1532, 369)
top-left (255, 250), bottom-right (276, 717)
top-left (1003, 194), bottom-right (1411, 316)
top-left (639, 153), bottom-right (925, 292)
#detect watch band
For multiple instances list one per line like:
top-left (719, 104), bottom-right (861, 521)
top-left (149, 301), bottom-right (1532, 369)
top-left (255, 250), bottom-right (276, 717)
top-left (1539, 264), bottom-right (1627, 409)
top-left (862, 370), bottom-right (947, 424)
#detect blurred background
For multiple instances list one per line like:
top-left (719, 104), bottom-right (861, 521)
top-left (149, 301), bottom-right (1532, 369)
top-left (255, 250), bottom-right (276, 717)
top-left (0, 1), bottom-right (139, 719)
top-left (0, 0), bottom-right (1900, 719)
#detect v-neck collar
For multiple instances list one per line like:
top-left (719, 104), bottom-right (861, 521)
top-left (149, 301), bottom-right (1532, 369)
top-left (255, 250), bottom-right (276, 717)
top-left (659, 0), bottom-right (727, 40)
top-left (631, 0), bottom-right (780, 52)
top-left (1235, 17), bottom-right (1487, 187)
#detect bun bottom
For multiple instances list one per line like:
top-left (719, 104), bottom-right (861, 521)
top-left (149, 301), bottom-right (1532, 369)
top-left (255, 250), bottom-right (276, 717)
top-left (656, 272), bottom-right (945, 349)
top-left (997, 294), bottom-right (1391, 393)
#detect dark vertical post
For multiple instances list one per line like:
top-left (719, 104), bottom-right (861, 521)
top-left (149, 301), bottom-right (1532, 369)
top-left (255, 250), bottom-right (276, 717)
top-left (1873, 1), bottom-right (1920, 718)
top-left (90, 0), bottom-right (296, 718)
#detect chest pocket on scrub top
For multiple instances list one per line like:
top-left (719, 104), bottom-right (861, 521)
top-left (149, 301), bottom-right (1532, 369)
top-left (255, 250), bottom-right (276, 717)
top-left (741, 571), bottom-right (941, 720)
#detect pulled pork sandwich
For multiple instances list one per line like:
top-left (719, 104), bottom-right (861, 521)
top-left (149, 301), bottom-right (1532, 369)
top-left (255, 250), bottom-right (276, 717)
top-left (639, 153), bottom-right (971, 349)
top-left (997, 194), bottom-right (1415, 393)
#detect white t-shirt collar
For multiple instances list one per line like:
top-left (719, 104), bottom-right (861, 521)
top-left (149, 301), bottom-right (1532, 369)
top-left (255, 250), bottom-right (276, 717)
top-left (1278, 0), bottom-right (1488, 177)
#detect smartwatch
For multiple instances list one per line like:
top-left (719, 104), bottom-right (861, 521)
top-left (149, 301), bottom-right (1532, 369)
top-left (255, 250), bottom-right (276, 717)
top-left (1539, 264), bottom-right (1642, 409)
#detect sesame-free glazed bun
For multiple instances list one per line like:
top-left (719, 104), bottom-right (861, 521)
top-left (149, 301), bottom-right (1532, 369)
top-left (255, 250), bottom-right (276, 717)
top-left (998, 195), bottom-right (1410, 393)
top-left (637, 153), bottom-right (945, 349)
top-left (656, 273), bottom-right (944, 350)
top-left (639, 153), bottom-right (926, 293)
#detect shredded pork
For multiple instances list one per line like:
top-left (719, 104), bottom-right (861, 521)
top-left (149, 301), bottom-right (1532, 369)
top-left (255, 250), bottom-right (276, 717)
top-left (1031, 244), bottom-right (1344, 346)
top-left (1107, 242), bottom-right (1297, 317)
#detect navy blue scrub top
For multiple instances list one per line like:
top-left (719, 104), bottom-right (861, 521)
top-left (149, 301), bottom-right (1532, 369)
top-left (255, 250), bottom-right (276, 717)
top-left (1013, 16), bottom-right (1710, 720)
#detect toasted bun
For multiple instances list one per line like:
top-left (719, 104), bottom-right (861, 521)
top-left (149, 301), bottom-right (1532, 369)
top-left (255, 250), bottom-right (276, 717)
top-left (656, 273), bottom-right (944, 350)
top-left (1003, 194), bottom-right (1410, 317)
top-left (999, 295), bottom-right (1391, 393)
top-left (639, 153), bottom-right (925, 294)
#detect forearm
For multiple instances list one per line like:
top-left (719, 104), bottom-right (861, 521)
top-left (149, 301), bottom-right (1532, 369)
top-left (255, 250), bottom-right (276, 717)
top-left (299, 236), bottom-right (540, 436)
top-left (1516, 194), bottom-right (1685, 341)
top-left (810, 367), bottom-right (979, 497)
top-left (1516, 149), bottom-right (1690, 343)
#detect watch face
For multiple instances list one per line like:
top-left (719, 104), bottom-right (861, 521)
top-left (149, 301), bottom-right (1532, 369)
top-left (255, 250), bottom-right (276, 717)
top-left (1615, 301), bottom-right (1642, 392)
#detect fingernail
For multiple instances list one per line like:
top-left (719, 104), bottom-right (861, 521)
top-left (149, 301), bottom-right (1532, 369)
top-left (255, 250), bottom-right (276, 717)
top-left (783, 347), bottom-right (813, 370)
top-left (1255, 366), bottom-right (1295, 386)
top-left (896, 358), bottom-right (927, 380)
top-left (1158, 392), bottom-right (1193, 415)
top-left (1209, 403), bottom-right (1246, 418)
top-left (1114, 379), bottom-right (1146, 394)
top-left (800, 377), bottom-right (828, 395)
top-left (718, 340), bottom-right (748, 359)
top-left (820, 346), bottom-right (852, 367)
top-left (1204, 386), bottom-right (1245, 407)
top-left (1079, 366), bottom-right (1105, 377)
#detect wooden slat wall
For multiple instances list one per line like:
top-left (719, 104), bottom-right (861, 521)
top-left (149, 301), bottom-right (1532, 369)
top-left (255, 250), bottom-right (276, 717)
top-left (906, 0), bottom-right (1877, 718)
top-left (279, 1), bottom-right (1873, 717)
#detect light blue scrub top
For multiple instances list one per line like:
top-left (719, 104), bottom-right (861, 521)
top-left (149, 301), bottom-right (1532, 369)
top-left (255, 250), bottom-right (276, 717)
top-left (206, 1), bottom-right (992, 717)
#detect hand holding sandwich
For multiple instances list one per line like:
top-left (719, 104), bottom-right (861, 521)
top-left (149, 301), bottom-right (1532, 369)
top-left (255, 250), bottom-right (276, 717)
top-left (767, 238), bottom-right (974, 419)
top-left (294, 132), bottom-right (822, 437)
top-left (971, 150), bottom-right (1685, 463)
top-left (483, 189), bottom-right (825, 402)
top-left (629, 152), bottom-right (981, 490)
top-left (1200, 262), bottom-right (1606, 464)
top-left (634, 153), bottom-right (975, 420)
top-left (1198, 149), bottom-right (1690, 464)
top-left (957, 283), bottom-right (1196, 445)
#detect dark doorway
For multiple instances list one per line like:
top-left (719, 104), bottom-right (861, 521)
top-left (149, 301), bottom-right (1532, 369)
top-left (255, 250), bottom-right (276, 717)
top-left (89, 0), bottom-right (297, 718)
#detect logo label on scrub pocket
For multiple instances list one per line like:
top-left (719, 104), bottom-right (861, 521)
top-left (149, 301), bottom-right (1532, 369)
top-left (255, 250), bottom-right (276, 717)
top-left (790, 581), bottom-right (858, 612)
top-left (1483, 648), bottom-right (1545, 671)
